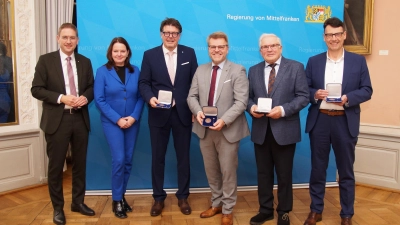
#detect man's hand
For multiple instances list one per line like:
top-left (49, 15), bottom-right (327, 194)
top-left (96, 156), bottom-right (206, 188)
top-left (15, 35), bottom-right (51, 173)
top-left (196, 111), bottom-right (205, 125)
top-left (72, 96), bottom-right (88, 107)
top-left (209, 119), bottom-right (225, 131)
top-left (266, 106), bottom-right (282, 119)
top-left (60, 95), bottom-right (78, 107)
top-left (149, 97), bottom-right (159, 108)
top-left (333, 94), bottom-right (348, 106)
top-left (314, 89), bottom-right (329, 100)
top-left (250, 105), bottom-right (264, 118)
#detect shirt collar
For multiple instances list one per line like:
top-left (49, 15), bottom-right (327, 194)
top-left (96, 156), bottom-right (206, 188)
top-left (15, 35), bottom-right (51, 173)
top-left (162, 45), bottom-right (177, 54)
top-left (59, 49), bottom-right (75, 61)
top-left (212, 60), bottom-right (226, 70)
top-left (326, 48), bottom-right (345, 63)
top-left (264, 56), bottom-right (282, 67)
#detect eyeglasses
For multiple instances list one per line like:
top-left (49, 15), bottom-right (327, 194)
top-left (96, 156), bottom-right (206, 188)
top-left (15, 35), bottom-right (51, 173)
top-left (324, 32), bottom-right (344, 39)
top-left (208, 45), bottom-right (228, 50)
top-left (162, 32), bottom-right (180, 37)
top-left (60, 36), bottom-right (77, 41)
top-left (260, 44), bottom-right (280, 50)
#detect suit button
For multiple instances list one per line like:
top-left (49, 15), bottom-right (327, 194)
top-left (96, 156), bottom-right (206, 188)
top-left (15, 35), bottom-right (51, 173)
top-left (124, 98), bottom-right (126, 100)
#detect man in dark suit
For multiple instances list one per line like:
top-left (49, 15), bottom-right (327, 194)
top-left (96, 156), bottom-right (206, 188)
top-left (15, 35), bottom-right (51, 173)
top-left (303, 17), bottom-right (372, 225)
top-left (187, 31), bottom-right (249, 225)
top-left (31, 23), bottom-right (95, 225)
top-left (139, 18), bottom-right (198, 217)
top-left (247, 33), bottom-right (309, 225)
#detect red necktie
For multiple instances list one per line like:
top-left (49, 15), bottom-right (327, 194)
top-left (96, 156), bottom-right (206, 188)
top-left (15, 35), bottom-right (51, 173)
top-left (66, 57), bottom-right (77, 96)
top-left (208, 66), bottom-right (219, 106)
top-left (268, 63), bottom-right (276, 96)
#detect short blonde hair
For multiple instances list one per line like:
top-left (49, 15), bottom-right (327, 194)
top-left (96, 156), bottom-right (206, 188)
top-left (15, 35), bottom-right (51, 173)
top-left (207, 31), bottom-right (228, 45)
top-left (58, 23), bottom-right (78, 37)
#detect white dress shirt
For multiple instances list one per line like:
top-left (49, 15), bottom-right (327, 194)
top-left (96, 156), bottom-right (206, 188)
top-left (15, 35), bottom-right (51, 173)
top-left (319, 50), bottom-right (345, 110)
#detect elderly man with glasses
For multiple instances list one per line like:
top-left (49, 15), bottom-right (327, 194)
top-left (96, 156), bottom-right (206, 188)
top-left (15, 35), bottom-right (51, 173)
top-left (247, 33), bottom-right (309, 225)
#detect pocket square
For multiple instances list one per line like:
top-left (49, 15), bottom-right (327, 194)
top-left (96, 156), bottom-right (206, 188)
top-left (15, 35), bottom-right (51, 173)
top-left (181, 62), bottom-right (189, 65)
top-left (223, 79), bottom-right (231, 83)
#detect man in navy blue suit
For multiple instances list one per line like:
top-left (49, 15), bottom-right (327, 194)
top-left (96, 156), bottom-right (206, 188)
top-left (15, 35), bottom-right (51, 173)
top-left (304, 17), bottom-right (372, 225)
top-left (139, 18), bottom-right (198, 217)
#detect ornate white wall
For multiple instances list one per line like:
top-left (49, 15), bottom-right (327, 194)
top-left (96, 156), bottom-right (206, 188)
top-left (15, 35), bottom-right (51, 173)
top-left (0, 0), bottom-right (46, 193)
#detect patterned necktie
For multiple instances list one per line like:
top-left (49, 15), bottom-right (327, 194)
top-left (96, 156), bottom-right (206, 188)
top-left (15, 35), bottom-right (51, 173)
top-left (268, 63), bottom-right (277, 96)
top-left (208, 66), bottom-right (219, 106)
top-left (167, 51), bottom-right (175, 85)
top-left (66, 57), bottom-right (77, 96)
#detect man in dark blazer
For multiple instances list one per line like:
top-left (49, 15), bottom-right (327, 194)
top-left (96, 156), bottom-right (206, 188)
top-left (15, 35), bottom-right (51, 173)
top-left (304, 17), bottom-right (372, 225)
top-left (31, 23), bottom-right (95, 225)
top-left (247, 33), bottom-right (309, 225)
top-left (139, 18), bottom-right (198, 217)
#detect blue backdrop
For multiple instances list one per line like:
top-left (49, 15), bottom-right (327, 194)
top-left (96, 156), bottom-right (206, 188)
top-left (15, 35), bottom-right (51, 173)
top-left (77, 0), bottom-right (344, 190)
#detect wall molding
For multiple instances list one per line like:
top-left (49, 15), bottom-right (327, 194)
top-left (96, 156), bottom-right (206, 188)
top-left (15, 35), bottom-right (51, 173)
top-left (0, 0), bottom-right (46, 194)
top-left (355, 123), bottom-right (400, 190)
top-left (0, 129), bottom-right (43, 193)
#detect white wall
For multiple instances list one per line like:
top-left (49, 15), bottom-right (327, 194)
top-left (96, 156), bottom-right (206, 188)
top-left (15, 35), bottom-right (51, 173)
top-left (0, 0), bottom-right (46, 193)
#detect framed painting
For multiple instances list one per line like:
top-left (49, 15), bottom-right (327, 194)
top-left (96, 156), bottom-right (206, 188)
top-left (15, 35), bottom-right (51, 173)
top-left (0, 0), bottom-right (18, 126)
top-left (343, 0), bottom-right (374, 55)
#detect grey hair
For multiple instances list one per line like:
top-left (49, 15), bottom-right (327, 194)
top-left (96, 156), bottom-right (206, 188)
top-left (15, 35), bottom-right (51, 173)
top-left (258, 33), bottom-right (281, 48)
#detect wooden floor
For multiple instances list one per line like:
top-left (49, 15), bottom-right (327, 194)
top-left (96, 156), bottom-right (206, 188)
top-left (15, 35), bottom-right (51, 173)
top-left (1, 167), bottom-right (400, 225)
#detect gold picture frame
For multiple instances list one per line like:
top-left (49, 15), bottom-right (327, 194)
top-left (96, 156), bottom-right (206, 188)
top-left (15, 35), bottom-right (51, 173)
top-left (0, 0), bottom-right (18, 126)
top-left (343, 0), bottom-right (374, 55)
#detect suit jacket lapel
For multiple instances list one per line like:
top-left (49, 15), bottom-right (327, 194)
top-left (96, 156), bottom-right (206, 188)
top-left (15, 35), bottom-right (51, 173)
top-left (269, 57), bottom-right (287, 97)
top-left (214, 61), bottom-right (229, 104)
top-left (109, 67), bottom-right (123, 84)
top-left (342, 51), bottom-right (350, 91)
top-left (53, 52), bottom-right (66, 94)
top-left (255, 62), bottom-right (268, 97)
top-left (175, 45), bottom-right (184, 84)
top-left (156, 45), bottom-right (174, 86)
top-left (316, 54), bottom-right (327, 90)
top-left (125, 67), bottom-right (132, 85)
top-left (203, 63), bottom-right (212, 105)
top-left (75, 54), bottom-right (84, 93)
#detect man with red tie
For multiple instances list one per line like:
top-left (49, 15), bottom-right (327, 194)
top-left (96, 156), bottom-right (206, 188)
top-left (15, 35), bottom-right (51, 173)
top-left (247, 33), bottom-right (309, 225)
top-left (187, 31), bottom-right (249, 225)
